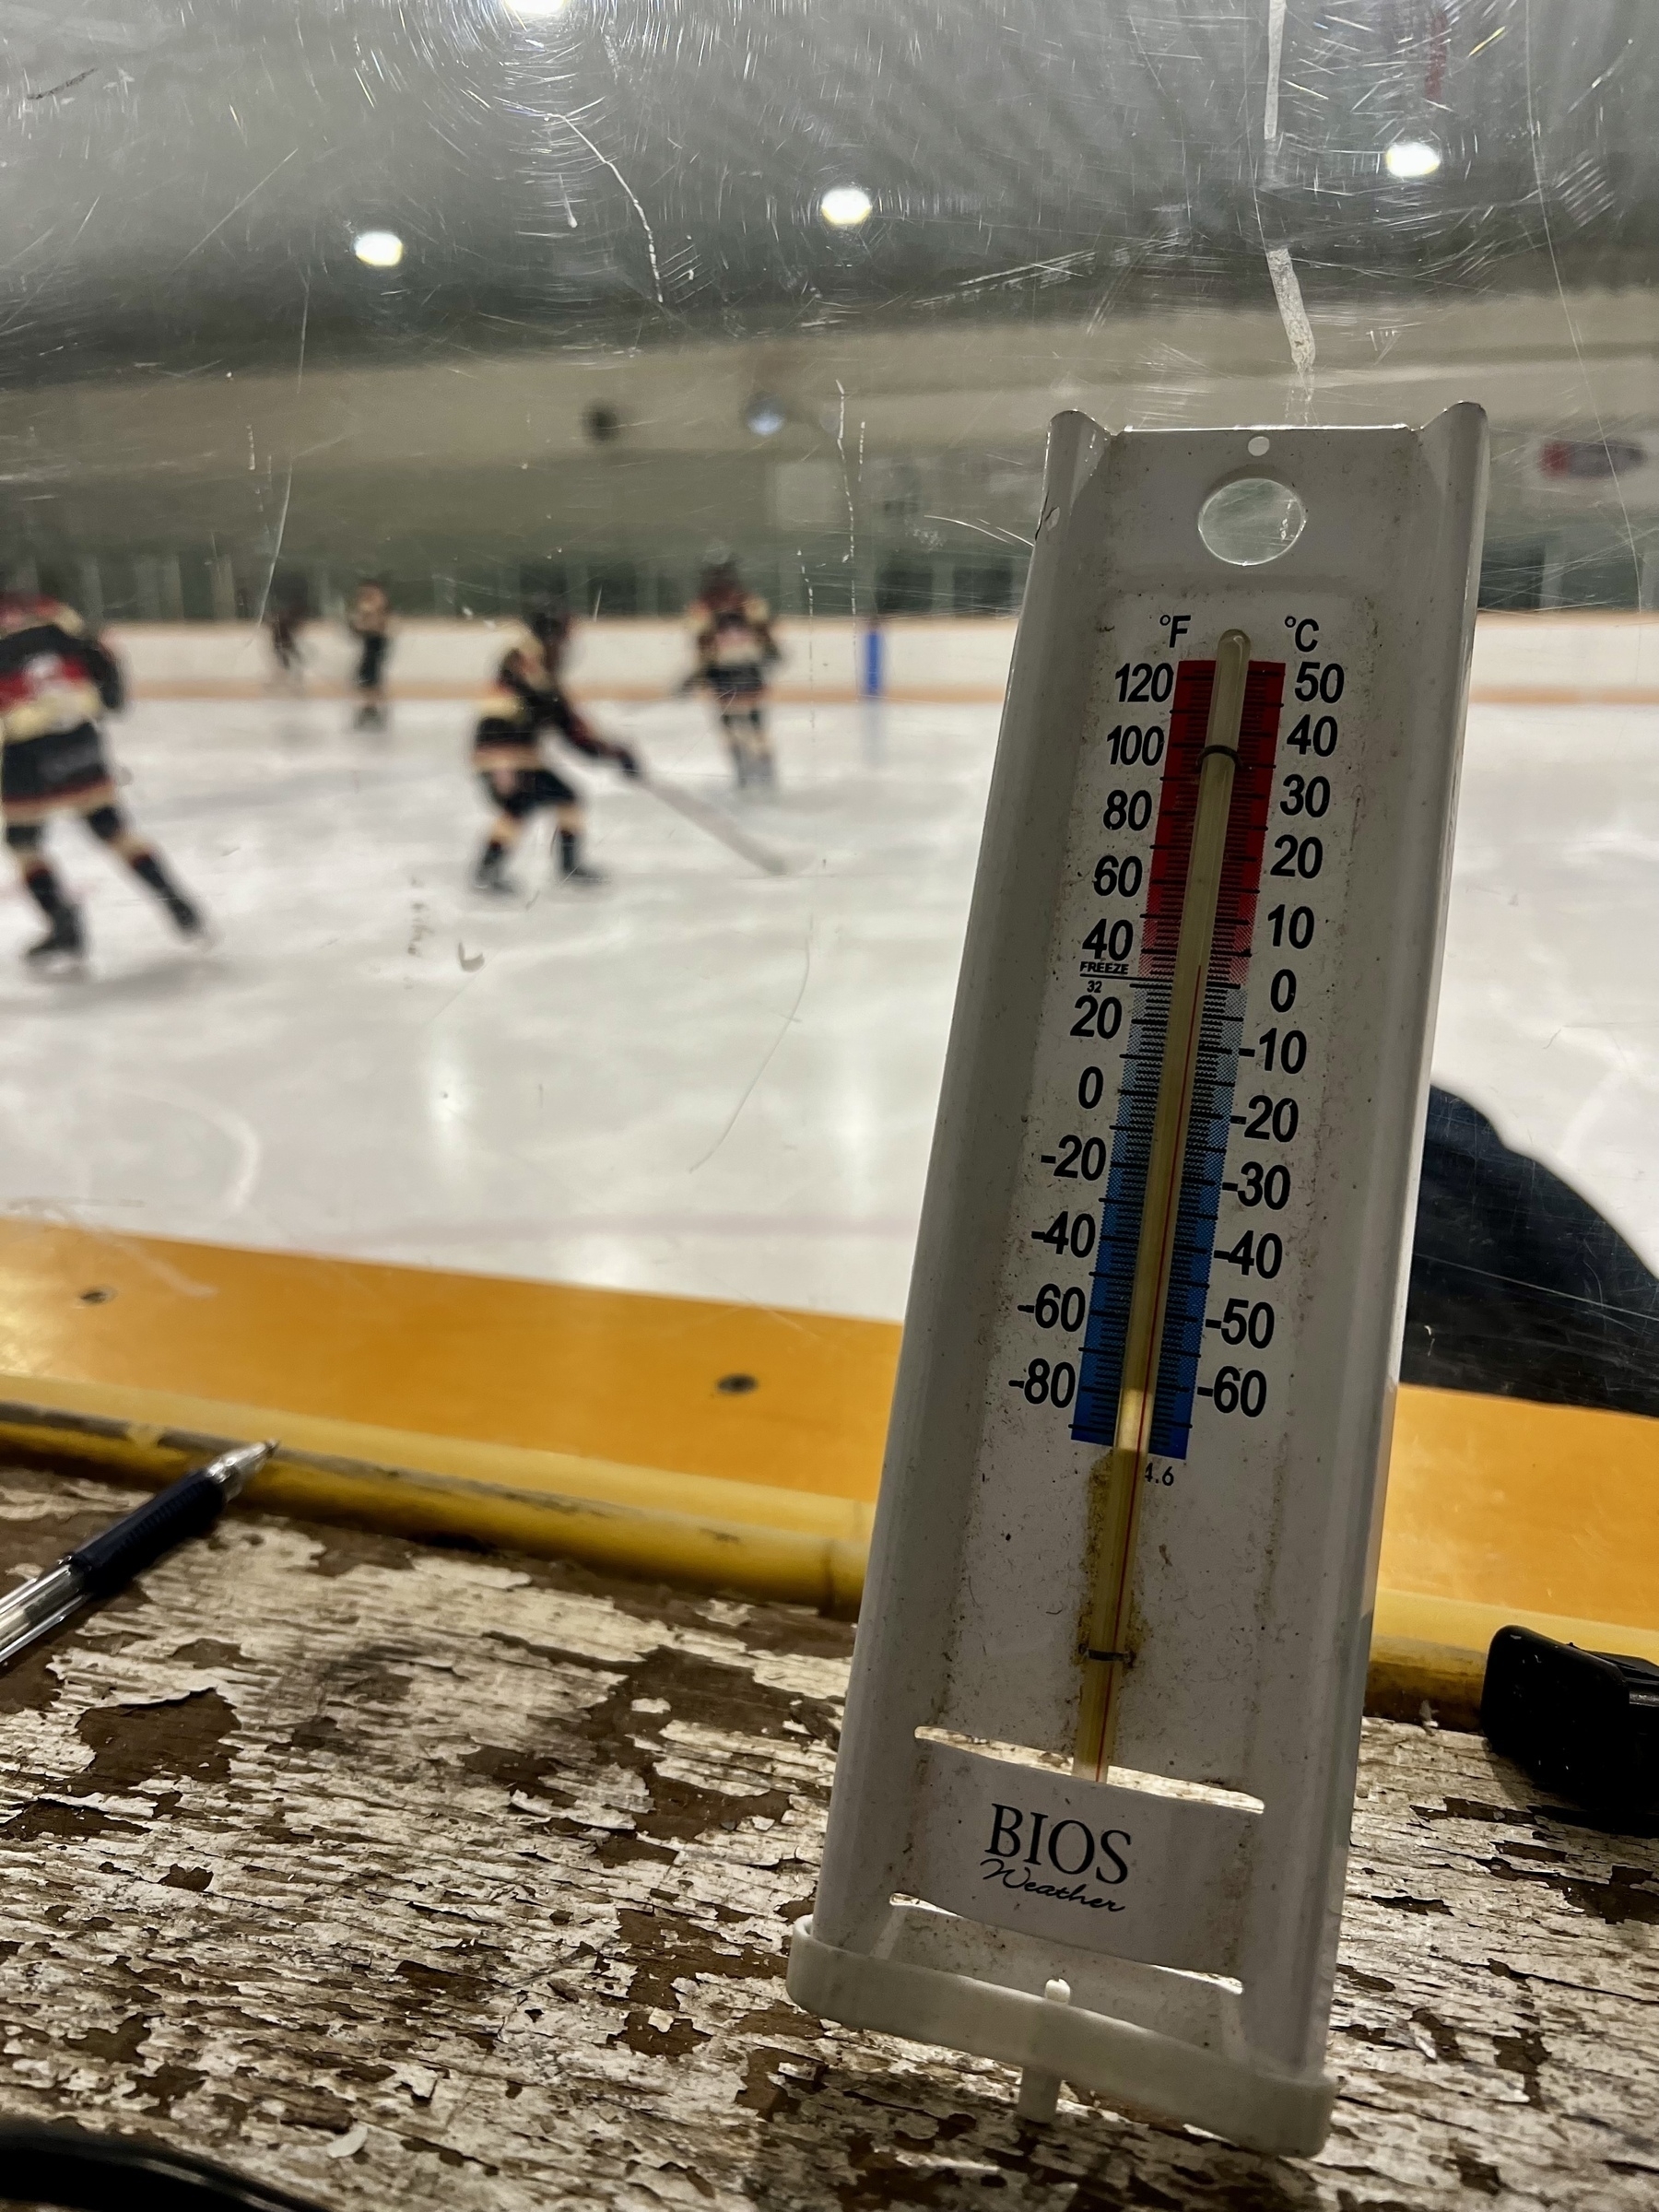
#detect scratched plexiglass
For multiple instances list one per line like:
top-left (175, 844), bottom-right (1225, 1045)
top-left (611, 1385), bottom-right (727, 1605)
top-left (0, 4), bottom-right (1655, 1635)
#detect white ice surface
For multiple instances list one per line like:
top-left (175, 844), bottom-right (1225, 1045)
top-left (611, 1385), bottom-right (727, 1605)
top-left (0, 696), bottom-right (975, 1318)
top-left (2, 694), bottom-right (1655, 1320)
top-left (1435, 703), bottom-right (1659, 1276)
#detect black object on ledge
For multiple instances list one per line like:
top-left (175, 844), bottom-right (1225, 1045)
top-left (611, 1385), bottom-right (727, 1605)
top-left (1406, 1087), bottom-right (1659, 1419)
top-left (0, 2118), bottom-right (329, 2210)
top-left (1481, 1624), bottom-right (1659, 1814)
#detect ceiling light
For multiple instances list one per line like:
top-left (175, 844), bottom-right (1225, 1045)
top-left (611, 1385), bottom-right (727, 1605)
top-left (504, 0), bottom-right (571, 16)
top-left (819, 184), bottom-right (873, 229)
top-left (1384, 139), bottom-right (1441, 181)
top-left (352, 229), bottom-right (405, 268)
top-left (745, 394), bottom-right (787, 438)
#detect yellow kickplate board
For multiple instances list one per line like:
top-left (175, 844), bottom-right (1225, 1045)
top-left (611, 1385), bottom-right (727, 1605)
top-left (0, 1219), bottom-right (888, 1611)
top-left (2, 1219), bottom-right (1655, 1700)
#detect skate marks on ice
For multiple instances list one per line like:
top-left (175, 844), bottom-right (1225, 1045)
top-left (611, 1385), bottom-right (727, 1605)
top-left (0, 695), bottom-right (989, 1317)
top-left (0, 1067), bottom-right (268, 1255)
top-left (4, 692), bottom-right (1658, 1319)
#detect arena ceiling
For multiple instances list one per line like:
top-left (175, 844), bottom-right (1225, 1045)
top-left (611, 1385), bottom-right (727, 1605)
top-left (0, 0), bottom-right (1650, 375)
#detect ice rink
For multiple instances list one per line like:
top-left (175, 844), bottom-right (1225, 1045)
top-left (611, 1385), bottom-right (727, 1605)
top-left (3, 686), bottom-right (1657, 1320)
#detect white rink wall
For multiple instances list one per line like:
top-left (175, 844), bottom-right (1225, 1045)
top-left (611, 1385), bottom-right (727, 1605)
top-left (103, 616), bottom-right (1020, 703)
top-left (103, 611), bottom-right (1659, 705)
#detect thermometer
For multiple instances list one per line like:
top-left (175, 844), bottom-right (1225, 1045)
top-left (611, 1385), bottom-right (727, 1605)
top-left (789, 408), bottom-right (1488, 2156)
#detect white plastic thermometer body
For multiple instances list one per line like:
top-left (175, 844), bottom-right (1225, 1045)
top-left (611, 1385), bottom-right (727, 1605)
top-left (789, 410), bottom-right (1488, 2156)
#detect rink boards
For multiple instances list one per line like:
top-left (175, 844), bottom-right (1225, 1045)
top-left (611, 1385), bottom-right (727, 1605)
top-left (2, 1217), bottom-right (1658, 1710)
top-left (103, 607), bottom-right (1659, 706)
top-left (2, 662), bottom-right (1658, 1695)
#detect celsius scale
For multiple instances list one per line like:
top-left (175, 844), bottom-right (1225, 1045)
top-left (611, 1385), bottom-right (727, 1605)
top-left (788, 407), bottom-right (1488, 2155)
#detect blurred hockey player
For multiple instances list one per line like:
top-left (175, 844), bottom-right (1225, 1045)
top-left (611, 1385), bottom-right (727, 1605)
top-left (686, 559), bottom-right (780, 786)
top-left (471, 606), bottom-right (639, 894)
top-left (1, 592), bottom-right (206, 971)
top-left (265, 595), bottom-right (309, 692)
top-left (347, 579), bottom-right (394, 730)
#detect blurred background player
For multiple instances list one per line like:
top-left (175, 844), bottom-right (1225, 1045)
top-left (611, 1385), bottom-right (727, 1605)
top-left (685, 558), bottom-right (780, 787)
top-left (472, 604), bottom-right (638, 895)
top-left (265, 594), bottom-right (310, 693)
top-left (1, 590), bottom-right (206, 971)
top-left (346, 579), bottom-right (394, 730)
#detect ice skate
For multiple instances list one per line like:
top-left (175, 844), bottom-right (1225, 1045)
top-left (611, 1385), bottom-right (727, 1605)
top-left (171, 896), bottom-right (217, 949)
top-left (23, 906), bottom-right (86, 975)
top-left (559, 855), bottom-right (606, 888)
top-left (473, 849), bottom-right (516, 898)
top-left (165, 889), bottom-right (208, 937)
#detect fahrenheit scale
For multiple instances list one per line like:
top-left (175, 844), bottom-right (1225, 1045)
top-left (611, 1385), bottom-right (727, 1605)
top-left (789, 409), bottom-right (1488, 2154)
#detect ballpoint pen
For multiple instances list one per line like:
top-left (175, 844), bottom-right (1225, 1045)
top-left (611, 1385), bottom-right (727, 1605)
top-left (0, 1441), bottom-right (276, 1670)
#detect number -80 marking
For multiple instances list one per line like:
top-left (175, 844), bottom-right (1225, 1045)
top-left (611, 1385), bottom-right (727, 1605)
top-left (1008, 1357), bottom-right (1077, 1408)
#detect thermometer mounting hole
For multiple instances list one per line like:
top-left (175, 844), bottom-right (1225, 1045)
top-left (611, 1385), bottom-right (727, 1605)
top-left (1197, 476), bottom-right (1306, 566)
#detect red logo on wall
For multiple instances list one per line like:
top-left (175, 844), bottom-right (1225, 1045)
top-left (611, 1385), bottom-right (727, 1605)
top-left (1538, 440), bottom-right (1644, 481)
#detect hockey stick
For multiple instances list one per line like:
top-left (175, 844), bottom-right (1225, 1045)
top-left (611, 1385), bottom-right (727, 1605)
top-left (633, 770), bottom-right (792, 877)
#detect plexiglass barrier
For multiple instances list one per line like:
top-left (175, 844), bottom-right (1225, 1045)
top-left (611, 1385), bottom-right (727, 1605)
top-left (0, 1), bottom-right (1654, 1666)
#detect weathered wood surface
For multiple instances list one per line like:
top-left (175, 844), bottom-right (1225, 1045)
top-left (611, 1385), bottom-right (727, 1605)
top-left (1, 1467), bottom-right (1656, 2210)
